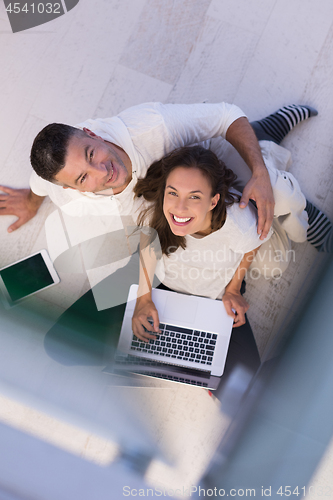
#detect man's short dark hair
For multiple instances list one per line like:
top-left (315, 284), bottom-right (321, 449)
top-left (30, 123), bottom-right (82, 182)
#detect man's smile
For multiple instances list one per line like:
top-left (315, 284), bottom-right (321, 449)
top-left (105, 163), bottom-right (115, 185)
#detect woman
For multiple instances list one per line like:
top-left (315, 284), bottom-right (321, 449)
top-left (132, 145), bottom-right (272, 343)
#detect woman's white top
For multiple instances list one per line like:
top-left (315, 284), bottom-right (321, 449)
top-left (155, 202), bottom-right (272, 300)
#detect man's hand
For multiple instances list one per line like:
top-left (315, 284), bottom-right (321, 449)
top-left (222, 289), bottom-right (249, 327)
top-left (240, 171), bottom-right (275, 240)
top-left (226, 116), bottom-right (275, 239)
top-left (132, 293), bottom-right (160, 342)
top-left (0, 186), bottom-right (45, 233)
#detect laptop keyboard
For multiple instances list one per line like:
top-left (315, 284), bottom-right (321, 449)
top-left (113, 354), bottom-right (208, 387)
top-left (130, 321), bottom-right (217, 366)
top-left (113, 355), bottom-right (209, 387)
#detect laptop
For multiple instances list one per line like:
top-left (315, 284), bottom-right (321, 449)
top-left (112, 284), bottom-right (234, 389)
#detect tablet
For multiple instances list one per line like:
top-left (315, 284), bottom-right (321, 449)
top-left (0, 249), bottom-right (60, 307)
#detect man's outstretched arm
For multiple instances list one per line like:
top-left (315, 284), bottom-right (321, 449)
top-left (226, 116), bottom-right (275, 240)
top-left (0, 186), bottom-right (45, 232)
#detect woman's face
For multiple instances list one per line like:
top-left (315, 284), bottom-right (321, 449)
top-left (163, 167), bottom-right (220, 237)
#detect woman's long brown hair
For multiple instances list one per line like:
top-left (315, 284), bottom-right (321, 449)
top-left (134, 146), bottom-right (239, 255)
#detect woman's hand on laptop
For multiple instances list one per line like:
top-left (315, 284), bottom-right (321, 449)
top-left (222, 248), bottom-right (258, 327)
top-left (132, 292), bottom-right (161, 342)
top-left (222, 287), bottom-right (249, 328)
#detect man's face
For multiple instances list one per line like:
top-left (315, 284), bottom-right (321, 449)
top-left (54, 129), bottom-right (132, 194)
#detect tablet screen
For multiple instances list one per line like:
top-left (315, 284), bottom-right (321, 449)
top-left (0, 253), bottom-right (55, 302)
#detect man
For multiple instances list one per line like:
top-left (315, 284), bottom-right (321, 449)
top-left (1, 101), bottom-right (330, 253)
top-left (1, 101), bottom-right (275, 238)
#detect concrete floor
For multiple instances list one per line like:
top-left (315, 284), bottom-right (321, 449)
top-left (0, 0), bottom-right (332, 497)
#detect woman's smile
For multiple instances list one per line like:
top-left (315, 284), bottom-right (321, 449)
top-left (170, 213), bottom-right (194, 225)
top-left (163, 167), bottom-right (219, 237)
